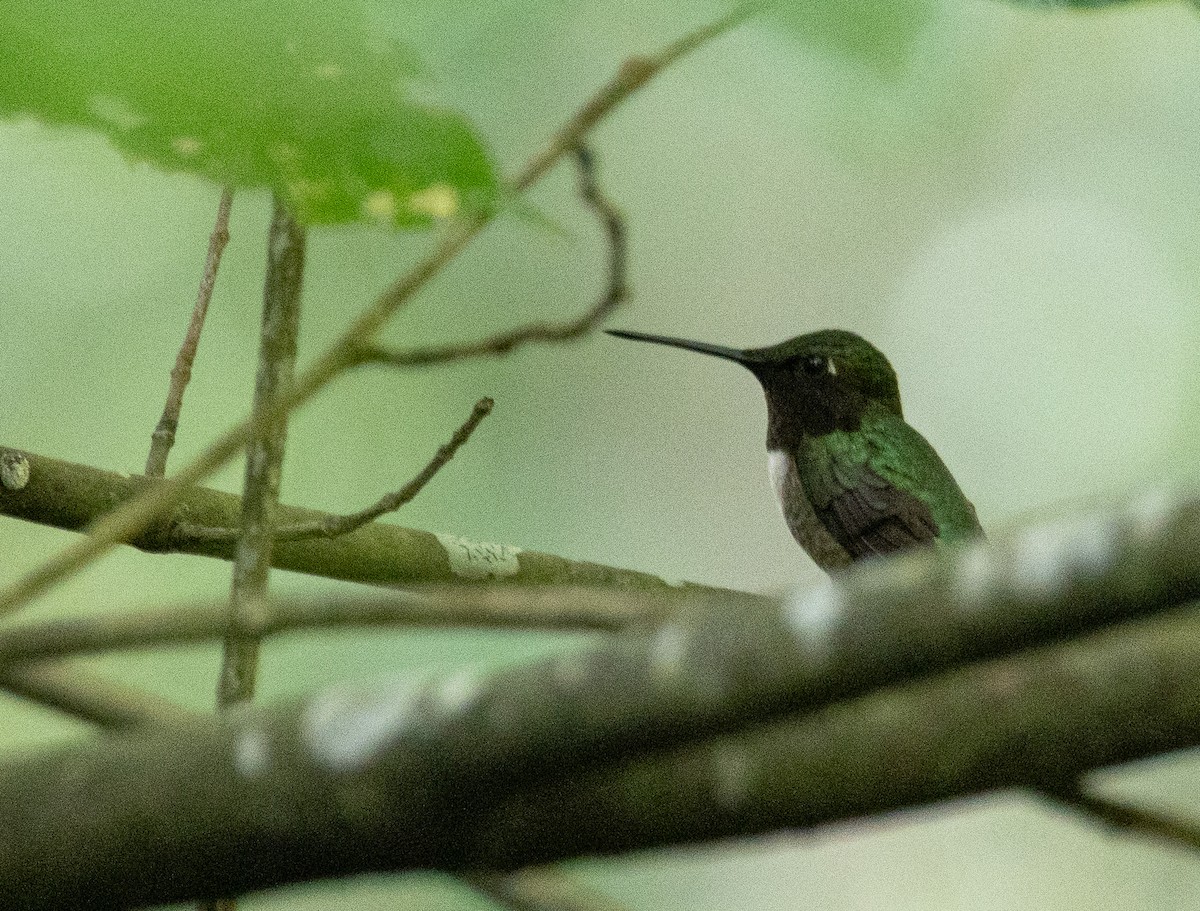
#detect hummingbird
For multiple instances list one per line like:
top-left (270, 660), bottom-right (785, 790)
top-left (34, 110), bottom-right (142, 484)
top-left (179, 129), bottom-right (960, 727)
top-left (607, 328), bottom-right (982, 571)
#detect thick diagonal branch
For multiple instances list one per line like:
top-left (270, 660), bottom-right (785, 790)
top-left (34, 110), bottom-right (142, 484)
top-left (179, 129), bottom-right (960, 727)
top-left (0, 492), bottom-right (1199, 907)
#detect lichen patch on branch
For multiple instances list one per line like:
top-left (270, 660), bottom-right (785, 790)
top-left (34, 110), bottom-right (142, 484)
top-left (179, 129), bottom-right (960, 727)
top-left (649, 621), bottom-right (688, 678)
top-left (303, 674), bottom-right (425, 773)
top-left (1012, 514), bottom-right (1121, 600)
top-left (782, 582), bottom-right (843, 666)
top-left (233, 725), bottom-right (272, 778)
top-left (436, 533), bottom-right (521, 580)
top-left (0, 450), bottom-right (30, 491)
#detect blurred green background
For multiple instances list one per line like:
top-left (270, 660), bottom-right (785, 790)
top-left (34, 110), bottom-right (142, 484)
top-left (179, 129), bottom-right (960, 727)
top-left (2, 0), bottom-right (1200, 907)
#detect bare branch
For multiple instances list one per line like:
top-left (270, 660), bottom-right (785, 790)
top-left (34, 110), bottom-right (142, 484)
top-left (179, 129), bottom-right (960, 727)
top-left (146, 187), bottom-right (234, 477)
top-left (0, 489), bottom-right (1198, 906)
top-left (3, 549), bottom-right (1200, 907)
top-left (0, 587), bottom-right (725, 666)
top-left (0, 445), bottom-right (721, 593)
top-left (204, 196), bottom-right (304, 911)
top-left (216, 196), bottom-right (306, 712)
top-left (353, 145), bottom-right (625, 369)
top-left (180, 398), bottom-right (494, 546)
top-left (0, 7), bottom-right (756, 620)
top-left (0, 662), bottom-right (193, 728)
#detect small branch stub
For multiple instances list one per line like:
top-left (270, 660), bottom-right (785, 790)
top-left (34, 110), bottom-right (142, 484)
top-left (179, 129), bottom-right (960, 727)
top-left (0, 450), bottom-right (30, 491)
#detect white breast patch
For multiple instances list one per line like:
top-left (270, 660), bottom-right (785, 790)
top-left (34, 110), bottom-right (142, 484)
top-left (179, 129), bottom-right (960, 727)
top-left (767, 450), bottom-right (790, 511)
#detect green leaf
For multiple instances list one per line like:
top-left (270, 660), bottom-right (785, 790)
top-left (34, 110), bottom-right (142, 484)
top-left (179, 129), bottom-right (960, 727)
top-left (1001, 0), bottom-right (1167, 6)
top-left (0, 0), bottom-right (498, 228)
top-left (769, 0), bottom-right (935, 73)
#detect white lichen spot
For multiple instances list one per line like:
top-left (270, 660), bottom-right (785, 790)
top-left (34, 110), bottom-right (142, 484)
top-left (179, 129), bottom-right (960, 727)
top-left (708, 743), bottom-right (753, 812)
top-left (953, 540), bottom-right (993, 605)
top-left (1012, 514), bottom-right (1120, 600)
top-left (316, 62), bottom-right (345, 79)
top-left (361, 189), bottom-right (397, 223)
top-left (303, 675), bottom-right (424, 773)
top-left (408, 183), bottom-right (459, 219)
top-left (89, 94), bottom-right (146, 132)
top-left (436, 668), bottom-right (481, 715)
top-left (233, 725), bottom-right (270, 777)
top-left (436, 533), bottom-right (521, 581)
top-left (1129, 486), bottom-right (1179, 541)
top-left (0, 450), bottom-right (30, 491)
top-left (650, 621), bottom-right (687, 677)
top-left (171, 136), bottom-right (203, 157)
top-left (783, 581), bottom-right (844, 665)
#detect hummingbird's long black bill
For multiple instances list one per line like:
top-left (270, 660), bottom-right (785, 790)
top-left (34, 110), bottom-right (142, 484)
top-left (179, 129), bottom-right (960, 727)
top-left (606, 329), bottom-right (754, 366)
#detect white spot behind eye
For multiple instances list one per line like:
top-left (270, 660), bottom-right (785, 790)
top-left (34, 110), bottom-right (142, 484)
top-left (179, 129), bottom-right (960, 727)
top-left (827, 359), bottom-right (837, 376)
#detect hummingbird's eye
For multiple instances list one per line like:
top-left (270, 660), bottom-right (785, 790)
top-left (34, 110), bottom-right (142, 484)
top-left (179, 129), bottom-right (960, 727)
top-left (800, 354), bottom-right (828, 376)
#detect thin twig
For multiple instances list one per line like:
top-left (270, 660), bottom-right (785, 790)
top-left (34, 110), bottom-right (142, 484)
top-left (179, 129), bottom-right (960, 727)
top-left (214, 196), bottom-right (306, 713)
top-left (146, 187), bottom-right (234, 477)
top-left (179, 397), bottom-right (494, 546)
top-left (204, 196), bottom-right (304, 911)
top-left (0, 6), bottom-right (756, 621)
top-left (1, 662), bottom-right (194, 728)
top-left (354, 145), bottom-right (625, 368)
top-left (0, 587), bottom-right (713, 665)
top-left (1043, 785), bottom-right (1200, 854)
